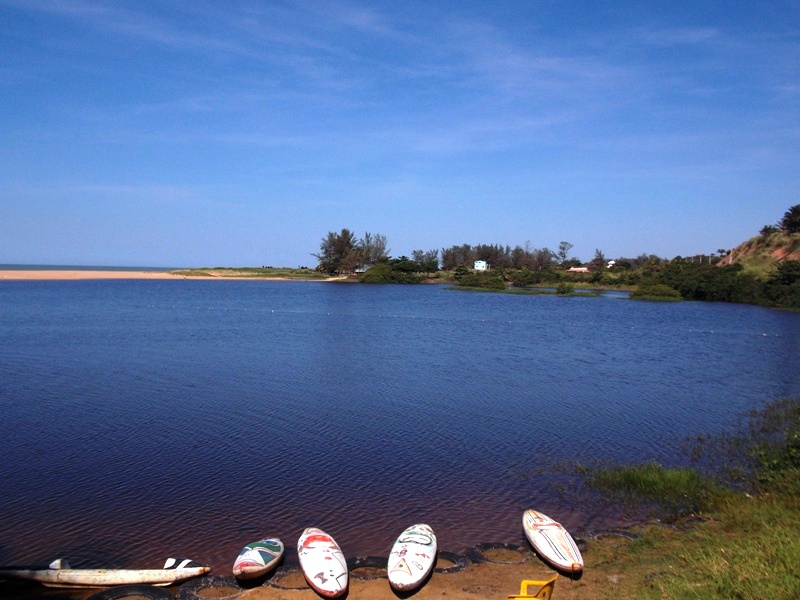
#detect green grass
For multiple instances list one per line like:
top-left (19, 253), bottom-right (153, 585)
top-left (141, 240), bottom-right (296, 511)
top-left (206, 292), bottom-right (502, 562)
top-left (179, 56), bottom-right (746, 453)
top-left (630, 283), bottom-right (683, 301)
top-left (647, 487), bottom-right (800, 599)
top-left (628, 294), bottom-right (683, 302)
top-left (733, 231), bottom-right (800, 279)
top-left (576, 398), bottom-right (800, 599)
top-left (587, 462), bottom-right (728, 516)
top-left (449, 285), bottom-right (600, 296)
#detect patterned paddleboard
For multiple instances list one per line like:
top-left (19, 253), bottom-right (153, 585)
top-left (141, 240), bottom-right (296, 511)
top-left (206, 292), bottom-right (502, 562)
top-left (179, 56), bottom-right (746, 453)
top-left (522, 509), bottom-right (583, 573)
top-left (232, 537), bottom-right (284, 579)
top-left (297, 527), bottom-right (348, 597)
top-left (387, 523), bottom-right (437, 591)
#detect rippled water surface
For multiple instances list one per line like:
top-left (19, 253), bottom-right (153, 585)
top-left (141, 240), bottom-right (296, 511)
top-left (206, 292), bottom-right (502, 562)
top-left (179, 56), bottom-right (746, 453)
top-left (1, 280), bottom-right (799, 573)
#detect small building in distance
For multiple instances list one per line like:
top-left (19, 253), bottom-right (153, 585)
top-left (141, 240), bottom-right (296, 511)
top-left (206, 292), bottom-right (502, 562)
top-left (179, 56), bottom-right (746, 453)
top-left (474, 260), bottom-right (488, 271)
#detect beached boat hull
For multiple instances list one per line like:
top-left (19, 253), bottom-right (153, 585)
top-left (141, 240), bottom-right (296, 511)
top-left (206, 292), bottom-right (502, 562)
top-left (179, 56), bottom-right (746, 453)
top-left (0, 557), bottom-right (211, 588)
top-left (522, 509), bottom-right (584, 573)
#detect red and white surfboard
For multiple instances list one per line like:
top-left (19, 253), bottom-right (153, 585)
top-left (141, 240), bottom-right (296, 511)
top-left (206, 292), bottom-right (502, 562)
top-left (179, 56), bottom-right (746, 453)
top-left (297, 527), bottom-right (348, 597)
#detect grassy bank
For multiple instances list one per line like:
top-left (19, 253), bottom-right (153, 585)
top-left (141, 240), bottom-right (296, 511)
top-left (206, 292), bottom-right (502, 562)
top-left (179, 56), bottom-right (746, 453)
top-left (570, 397), bottom-right (800, 598)
top-left (571, 474), bottom-right (799, 599)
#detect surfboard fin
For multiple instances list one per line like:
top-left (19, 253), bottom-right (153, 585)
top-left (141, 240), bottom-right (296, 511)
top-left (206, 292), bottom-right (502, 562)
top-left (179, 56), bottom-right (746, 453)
top-left (164, 557), bottom-right (202, 569)
top-left (48, 558), bottom-right (70, 570)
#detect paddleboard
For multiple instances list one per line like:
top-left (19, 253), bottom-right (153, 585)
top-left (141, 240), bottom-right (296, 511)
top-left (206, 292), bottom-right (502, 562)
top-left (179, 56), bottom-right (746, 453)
top-left (522, 509), bottom-right (583, 573)
top-left (232, 537), bottom-right (284, 579)
top-left (387, 523), bottom-right (437, 591)
top-left (0, 557), bottom-right (210, 588)
top-left (297, 527), bottom-right (348, 597)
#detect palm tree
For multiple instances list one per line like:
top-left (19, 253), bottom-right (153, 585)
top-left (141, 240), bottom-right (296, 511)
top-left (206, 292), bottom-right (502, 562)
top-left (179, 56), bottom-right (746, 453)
top-left (779, 204), bottom-right (800, 234)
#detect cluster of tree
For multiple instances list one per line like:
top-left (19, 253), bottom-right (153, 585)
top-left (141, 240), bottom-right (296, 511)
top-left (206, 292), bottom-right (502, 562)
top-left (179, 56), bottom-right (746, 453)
top-left (315, 229), bottom-right (663, 278)
top-left (313, 229), bottom-right (389, 274)
top-left (449, 258), bottom-right (800, 308)
top-left (439, 241), bottom-right (577, 271)
top-left (313, 228), bottom-right (442, 281)
top-left (314, 205), bottom-right (800, 307)
top-left (760, 204), bottom-right (800, 236)
top-left (634, 261), bottom-right (800, 308)
top-left (359, 257), bottom-right (421, 284)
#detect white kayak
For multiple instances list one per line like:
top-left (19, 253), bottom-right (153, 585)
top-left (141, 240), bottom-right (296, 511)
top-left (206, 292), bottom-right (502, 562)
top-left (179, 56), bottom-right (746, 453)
top-left (522, 509), bottom-right (584, 573)
top-left (0, 557), bottom-right (211, 588)
top-left (232, 537), bottom-right (284, 579)
top-left (387, 523), bottom-right (437, 591)
top-left (297, 527), bottom-right (348, 598)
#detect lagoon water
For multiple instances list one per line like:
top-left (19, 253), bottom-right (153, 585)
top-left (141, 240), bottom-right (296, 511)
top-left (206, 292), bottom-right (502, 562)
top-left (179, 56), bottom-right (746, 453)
top-left (1, 280), bottom-right (799, 571)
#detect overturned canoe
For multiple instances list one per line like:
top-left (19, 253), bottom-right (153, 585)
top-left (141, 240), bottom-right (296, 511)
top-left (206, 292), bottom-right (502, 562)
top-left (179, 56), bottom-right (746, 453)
top-left (0, 557), bottom-right (211, 588)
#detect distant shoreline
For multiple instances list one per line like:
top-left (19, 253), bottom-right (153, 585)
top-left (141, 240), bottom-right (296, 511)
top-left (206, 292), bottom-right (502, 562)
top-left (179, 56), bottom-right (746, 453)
top-left (0, 269), bottom-right (197, 280)
top-left (0, 269), bottom-right (345, 281)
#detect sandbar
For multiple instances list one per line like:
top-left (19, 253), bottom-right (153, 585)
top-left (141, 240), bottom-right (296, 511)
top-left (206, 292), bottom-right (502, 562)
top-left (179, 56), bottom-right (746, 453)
top-left (0, 270), bottom-right (185, 280)
top-left (0, 270), bottom-right (300, 281)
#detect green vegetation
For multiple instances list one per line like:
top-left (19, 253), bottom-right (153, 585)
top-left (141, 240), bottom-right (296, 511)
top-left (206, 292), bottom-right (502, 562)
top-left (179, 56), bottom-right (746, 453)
top-left (224, 206), bottom-right (800, 309)
top-left (779, 204), bottom-right (800, 234)
top-left (630, 283), bottom-right (683, 301)
top-left (456, 270), bottom-right (506, 290)
top-left (583, 490), bottom-right (800, 599)
top-left (314, 229), bottom-right (389, 274)
top-left (587, 462), bottom-right (728, 515)
top-left (556, 282), bottom-right (575, 295)
top-left (359, 259), bottom-right (421, 284)
top-left (727, 230), bottom-right (800, 279)
top-left (574, 398), bottom-right (800, 598)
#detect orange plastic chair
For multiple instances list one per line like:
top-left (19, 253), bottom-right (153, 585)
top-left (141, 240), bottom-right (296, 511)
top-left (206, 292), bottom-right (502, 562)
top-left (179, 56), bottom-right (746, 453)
top-left (507, 574), bottom-right (558, 599)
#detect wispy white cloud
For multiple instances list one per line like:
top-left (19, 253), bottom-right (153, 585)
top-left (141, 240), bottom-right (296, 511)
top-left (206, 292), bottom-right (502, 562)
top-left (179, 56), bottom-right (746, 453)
top-left (2, 1), bottom-right (798, 264)
top-left (636, 26), bottom-right (720, 46)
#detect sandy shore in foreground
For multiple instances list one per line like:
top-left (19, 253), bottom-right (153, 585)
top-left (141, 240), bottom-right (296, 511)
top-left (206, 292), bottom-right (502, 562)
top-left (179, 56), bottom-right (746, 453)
top-left (4, 556), bottom-right (593, 600)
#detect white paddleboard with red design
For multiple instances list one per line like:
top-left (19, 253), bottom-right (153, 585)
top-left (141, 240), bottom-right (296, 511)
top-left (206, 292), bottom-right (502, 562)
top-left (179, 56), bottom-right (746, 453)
top-left (387, 523), bottom-right (437, 591)
top-left (297, 527), bottom-right (348, 597)
top-left (232, 537), bottom-right (284, 579)
top-left (522, 509), bottom-right (583, 573)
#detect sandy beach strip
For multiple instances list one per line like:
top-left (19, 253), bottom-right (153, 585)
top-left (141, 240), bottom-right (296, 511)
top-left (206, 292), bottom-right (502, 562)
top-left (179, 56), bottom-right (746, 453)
top-left (0, 270), bottom-right (188, 280)
top-left (0, 269), bottom-right (355, 281)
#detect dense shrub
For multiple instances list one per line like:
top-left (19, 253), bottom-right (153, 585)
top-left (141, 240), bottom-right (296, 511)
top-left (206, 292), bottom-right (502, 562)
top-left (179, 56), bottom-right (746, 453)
top-left (359, 263), bottom-right (420, 283)
top-left (630, 283), bottom-right (682, 300)
top-left (458, 271), bottom-right (507, 290)
top-left (556, 282), bottom-right (574, 295)
top-left (510, 268), bottom-right (535, 287)
top-left (655, 263), bottom-right (764, 304)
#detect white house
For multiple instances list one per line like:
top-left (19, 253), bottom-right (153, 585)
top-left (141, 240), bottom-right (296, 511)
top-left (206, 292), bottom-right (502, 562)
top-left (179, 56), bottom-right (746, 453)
top-left (474, 260), bottom-right (488, 271)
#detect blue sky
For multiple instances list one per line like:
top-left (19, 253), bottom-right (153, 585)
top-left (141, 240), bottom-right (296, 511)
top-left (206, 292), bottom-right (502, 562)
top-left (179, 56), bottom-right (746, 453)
top-left (1, 1), bottom-right (798, 267)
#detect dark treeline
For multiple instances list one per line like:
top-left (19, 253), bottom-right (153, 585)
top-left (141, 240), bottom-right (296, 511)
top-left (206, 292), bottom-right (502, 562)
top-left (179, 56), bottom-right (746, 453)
top-left (313, 205), bottom-right (800, 309)
top-left (316, 229), bottom-right (665, 275)
top-left (439, 243), bottom-right (563, 271)
top-left (644, 261), bottom-right (800, 308)
top-left (451, 258), bottom-right (800, 309)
